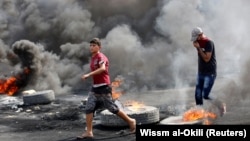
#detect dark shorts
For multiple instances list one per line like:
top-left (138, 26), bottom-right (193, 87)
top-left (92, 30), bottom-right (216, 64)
top-left (85, 85), bottom-right (119, 114)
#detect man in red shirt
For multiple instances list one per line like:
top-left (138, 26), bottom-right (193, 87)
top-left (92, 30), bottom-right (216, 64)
top-left (77, 38), bottom-right (136, 139)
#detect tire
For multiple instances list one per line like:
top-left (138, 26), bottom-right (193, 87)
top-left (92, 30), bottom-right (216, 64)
top-left (23, 90), bottom-right (55, 105)
top-left (159, 116), bottom-right (203, 125)
top-left (99, 105), bottom-right (160, 127)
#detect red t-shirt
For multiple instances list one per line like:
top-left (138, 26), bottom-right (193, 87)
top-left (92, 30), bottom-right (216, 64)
top-left (90, 52), bottom-right (110, 85)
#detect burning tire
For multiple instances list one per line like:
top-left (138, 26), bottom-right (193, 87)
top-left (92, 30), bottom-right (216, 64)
top-left (99, 105), bottom-right (159, 127)
top-left (23, 90), bottom-right (55, 105)
top-left (159, 116), bottom-right (203, 125)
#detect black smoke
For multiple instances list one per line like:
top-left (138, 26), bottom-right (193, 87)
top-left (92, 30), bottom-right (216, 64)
top-left (0, 0), bottom-right (249, 109)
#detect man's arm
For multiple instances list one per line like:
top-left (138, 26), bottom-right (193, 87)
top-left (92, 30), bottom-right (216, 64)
top-left (82, 63), bottom-right (106, 80)
top-left (196, 48), bottom-right (212, 62)
top-left (193, 41), bottom-right (212, 62)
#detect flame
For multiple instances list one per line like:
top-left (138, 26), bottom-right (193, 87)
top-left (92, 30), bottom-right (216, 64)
top-left (182, 107), bottom-right (217, 125)
top-left (124, 100), bottom-right (145, 107)
top-left (111, 78), bottom-right (123, 100)
top-left (124, 100), bottom-right (145, 111)
top-left (111, 77), bottom-right (145, 111)
top-left (0, 67), bottom-right (31, 96)
top-left (0, 77), bottom-right (18, 96)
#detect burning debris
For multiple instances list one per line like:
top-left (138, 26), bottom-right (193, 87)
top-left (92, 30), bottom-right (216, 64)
top-left (0, 40), bottom-right (39, 96)
top-left (111, 76), bottom-right (124, 100)
top-left (159, 116), bottom-right (203, 125)
top-left (122, 100), bottom-right (146, 112)
top-left (182, 106), bottom-right (217, 125)
top-left (111, 76), bottom-right (146, 111)
top-left (160, 100), bottom-right (226, 125)
top-left (0, 67), bottom-right (32, 95)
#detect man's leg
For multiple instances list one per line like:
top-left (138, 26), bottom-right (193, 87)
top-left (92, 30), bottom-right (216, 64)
top-left (202, 75), bottom-right (226, 116)
top-left (203, 75), bottom-right (216, 100)
top-left (116, 110), bottom-right (136, 133)
top-left (195, 74), bottom-right (204, 105)
top-left (78, 92), bottom-right (96, 138)
top-left (101, 92), bottom-right (136, 133)
top-left (84, 113), bottom-right (94, 137)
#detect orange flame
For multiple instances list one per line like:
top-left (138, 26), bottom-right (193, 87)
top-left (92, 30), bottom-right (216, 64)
top-left (0, 77), bottom-right (18, 96)
top-left (124, 100), bottom-right (145, 107)
top-left (111, 78), bottom-right (123, 100)
top-left (0, 67), bottom-right (31, 96)
top-left (182, 107), bottom-right (217, 125)
top-left (111, 77), bottom-right (146, 111)
top-left (124, 100), bottom-right (145, 111)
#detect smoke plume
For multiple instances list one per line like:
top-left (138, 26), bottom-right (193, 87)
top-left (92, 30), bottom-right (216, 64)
top-left (0, 0), bottom-right (249, 107)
